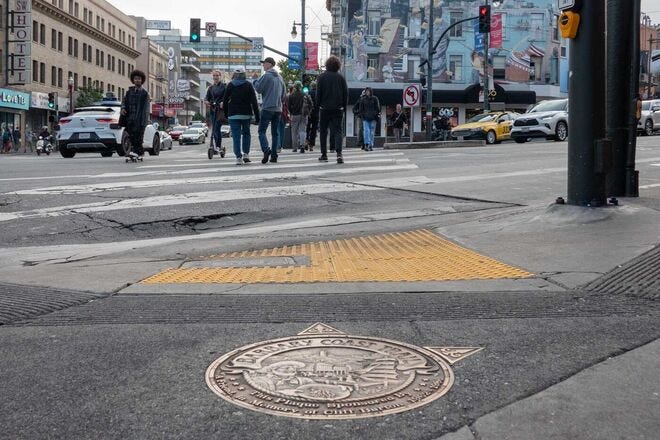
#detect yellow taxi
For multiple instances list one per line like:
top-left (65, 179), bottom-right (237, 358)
top-left (451, 111), bottom-right (518, 144)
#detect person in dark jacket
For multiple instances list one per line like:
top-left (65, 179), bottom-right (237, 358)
top-left (204, 70), bottom-right (227, 153)
top-left (316, 55), bottom-right (348, 163)
top-left (223, 67), bottom-right (260, 165)
top-left (305, 81), bottom-right (318, 151)
top-left (287, 81), bottom-right (313, 153)
top-left (390, 103), bottom-right (407, 143)
top-left (358, 87), bottom-right (380, 151)
top-left (120, 69), bottom-right (150, 158)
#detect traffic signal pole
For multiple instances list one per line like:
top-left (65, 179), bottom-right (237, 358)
top-left (566, 1), bottom-right (608, 206)
top-left (481, 3), bottom-right (490, 112)
top-left (425, 2), bottom-right (434, 141)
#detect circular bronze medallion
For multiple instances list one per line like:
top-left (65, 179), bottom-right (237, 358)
top-left (206, 333), bottom-right (456, 419)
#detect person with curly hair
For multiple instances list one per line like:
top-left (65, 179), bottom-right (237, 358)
top-left (120, 69), bottom-right (150, 158)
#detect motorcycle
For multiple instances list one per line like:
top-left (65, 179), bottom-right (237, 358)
top-left (36, 136), bottom-right (53, 156)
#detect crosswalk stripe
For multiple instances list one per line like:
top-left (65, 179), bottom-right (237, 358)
top-left (13, 164), bottom-right (419, 195)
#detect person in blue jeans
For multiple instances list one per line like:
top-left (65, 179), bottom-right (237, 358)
top-left (358, 87), bottom-right (380, 151)
top-left (223, 67), bottom-right (260, 165)
top-left (253, 57), bottom-right (286, 164)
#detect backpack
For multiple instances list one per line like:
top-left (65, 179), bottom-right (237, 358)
top-left (302, 95), bottom-right (312, 117)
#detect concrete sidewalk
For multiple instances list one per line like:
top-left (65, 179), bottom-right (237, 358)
top-left (439, 339), bottom-right (660, 440)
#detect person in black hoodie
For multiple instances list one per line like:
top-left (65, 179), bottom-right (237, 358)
top-left (223, 67), bottom-right (260, 165)
top-left (358, 87), bottom-right (380, 151)
top-left (316, 55), bottom-right (348, 163)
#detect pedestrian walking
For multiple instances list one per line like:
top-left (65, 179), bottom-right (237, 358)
top-left (25, 129), bottom-right (34, 153)
top-left (1, 127), bottom-right (11, 153)
top-left (305, 81), bottom-right (318, 151)
top-left (359, 87), bottom-right (380, 151)
top-left (12, 127), bottom-right (21, 152)
top-left (287, 81), bottom-right (313, 153)
top-left (120, 69), bottom-right (150, 159)
top-left (204, 70), bottom-right (227, 153)
top-left (353, 90), bottom-right (366, 150)
top-left (253, 56), bottom-right (286, 164)
top-left (223, 67), bottom-right (260, 165)
top-left (390, 104), bottom-right (407, 143)
top-left (316, 55), bottom-right (348, 164)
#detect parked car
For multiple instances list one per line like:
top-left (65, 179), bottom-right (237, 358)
top-left (159, 131), bottom-right (173, 150)
top-left (168, 125), bottom-right (188, 141)
top-left (451, 111), bottom-right (518, 144)
top-left (189, 122), bottom-right (209, 136)
top-left (56, 98), bottom-right (160, 158)
top-left (179, 128), bottom-right (206, 145)
top-left (510, 99), bottom-right (569, 143)
top-left (638, 99), bottom-right (660, 136)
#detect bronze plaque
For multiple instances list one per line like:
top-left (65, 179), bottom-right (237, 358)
top-left (206, 323), bottom-right (482, 419)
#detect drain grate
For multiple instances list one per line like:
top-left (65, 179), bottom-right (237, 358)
top-left (582, 245), bottom-right (660, 299)
top-left (0, 282), bottom-right (106, 325)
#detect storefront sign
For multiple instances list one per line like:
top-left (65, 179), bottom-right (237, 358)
top-left (0, 88), bottom-right (31, 110)
top-left (7, 0), bottom-right (32, 85)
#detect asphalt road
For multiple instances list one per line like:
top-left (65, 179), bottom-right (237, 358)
top-left (0, 136), bottom-right (658, 439)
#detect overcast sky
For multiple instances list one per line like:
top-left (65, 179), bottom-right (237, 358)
top-left (641, 0), bottom-right (660, 24)
top-left (107, 0), bottom-right (331, 63)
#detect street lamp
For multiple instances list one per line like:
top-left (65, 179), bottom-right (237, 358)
top-left (68, 75), bottom-right (74, 114)
top-left (290, 0), bottom-right (307, 83)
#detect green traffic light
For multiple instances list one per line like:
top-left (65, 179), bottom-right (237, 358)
top-left (303, 87), bottom-right (309, 94)
top-left (191, 34), bottom-right (198, 41)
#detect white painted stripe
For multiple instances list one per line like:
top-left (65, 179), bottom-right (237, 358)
top-left (12, 164), bottom-right (419, 195)
top-left (0, 182), bottom-right (383, 222)
top-left (639, 183), bottom-right (660, 189)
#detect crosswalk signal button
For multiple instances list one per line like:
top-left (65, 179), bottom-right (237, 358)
top-left (559, 11), bottom-right (580, 39)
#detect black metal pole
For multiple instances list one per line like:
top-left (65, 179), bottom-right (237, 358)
top-left (425, 2), bottom-right (434, 141)
top-left (606, 0), bottom-right (635, 196)
top-left (625, 0), bottom-right (641, 197)
top-left (566, 0), bottom-right (608, 206)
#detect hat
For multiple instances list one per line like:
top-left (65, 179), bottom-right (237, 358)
top-left (261, 57), bottom-right (276, 65)
top-left (233, 67), bottom-right (245, 74)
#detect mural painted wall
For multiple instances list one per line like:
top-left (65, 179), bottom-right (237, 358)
top-left (338, 0), bottom-right (562, 86)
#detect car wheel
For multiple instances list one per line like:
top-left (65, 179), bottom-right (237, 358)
top-left (645, 119), bottom-right (653, 136)
top-left (555, 121), bottom-right (568, 141)
top-left (514, 138), bottom-right (527, 144)
top-left (100, 151), bottom-right (113, 157)
top-left (148, 134), bottom-right (160, 156)
top-left (486, 130), bottom-right (496, 144)
top-left (118, 132), bottom-right (131, 156)
top-left (60, 148), bottom-right (75, 158)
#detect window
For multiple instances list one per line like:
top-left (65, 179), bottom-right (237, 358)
top-left (83, 7), bottom-right (87, 22)
top-left (87, 45), bottom-right (92, 62)
top-left (57, 32), bottom-right (63, 51)
top-left (552, 15), bottom-right (559, 41)
top-left (493, 55), bottom-right (506, 79)
top-left (74, 2), bottom-right (78, 18)
top-left (58, 68), bottom-right (63, 87)
top-left (32, 60), bottom-right (38, 81)
top-left (107, 54), bottom-right (111, 70)
top-left (100, 51), bottom-right (104, 68)
top-left (73, 39), bottom-right (78, 58)
top-left (40, 62), bottom-right (46, 83)
top-left (95, 49), bottom-right (100, 66)
top-left (449, 55), bottom-right (462, 81)
top-left (368, 17), bottom-right (380, 36)
top-left (40, 24), bottom-right (45, 44)
top-left (68, 0), bottom-right (73, 14)
top-left (449, 12), bottom-right (463, 38)
top-left (367, 55), bottom-right (379, 79)
top-left (32, 20), bottom-right (38, 42)
top-left (51, 29), bottom-right (57, 49)
top-left (51, 66), bottom-right (56, 86)
top-left (68, 36), bottom-right (73, 56)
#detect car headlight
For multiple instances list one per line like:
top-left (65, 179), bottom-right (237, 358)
top-left (541, 115), bottom-right (553, 121)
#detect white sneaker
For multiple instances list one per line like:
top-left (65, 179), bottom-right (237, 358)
top-left (235, 157), bottom-right (243, 165)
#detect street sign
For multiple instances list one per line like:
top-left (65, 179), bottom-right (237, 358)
top-left (558, 0), bottom-right (575, 10)
top-left (205, 22), bottom-right (217, 37)
top-left (145, 20), bottom-right (171, 30)
top-left (252, 37), bottom-right (264, 51)
top-left (402, 84), bottom-right (421, 108)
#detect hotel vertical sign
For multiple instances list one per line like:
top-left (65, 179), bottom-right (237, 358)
top-left (7, 0), bottom-right (32, 85)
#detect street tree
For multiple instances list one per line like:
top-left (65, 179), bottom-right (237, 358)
top-left (277, 59), bottom-right (300, 87)
top-left (75, 87), bottom-right (104, 107)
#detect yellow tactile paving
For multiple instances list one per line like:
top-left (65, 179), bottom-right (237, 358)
top-left (141, 229), bottom-right (533, 284)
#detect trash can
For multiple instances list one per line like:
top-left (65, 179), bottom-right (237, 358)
top-left (283, 124), bottom-right (292, 150)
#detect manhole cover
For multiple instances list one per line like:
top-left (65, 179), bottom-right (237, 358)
top-left (206, 323), bottom-right (482, 419)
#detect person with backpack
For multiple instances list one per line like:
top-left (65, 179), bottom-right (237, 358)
top-left (204, 70), bottom-right (227, 154)
top-left (359, 87), bottom-right (380, 151)
top-left (287, 81), bottom-right (313, 153)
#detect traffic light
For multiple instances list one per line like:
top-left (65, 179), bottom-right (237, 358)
top-left (47, 92), bottom-right (56, 109)
top-left (189, 18), bottom-right (201, 42)
top-left (478, 5), bottom-right (491, 33)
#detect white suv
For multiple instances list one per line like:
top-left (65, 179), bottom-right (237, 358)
top-left (510, 99), bottom-right (569, 143)
top-left (638, 99), bottom-right (660, 136)
top-left (56, 98), bottom-right (160, 158)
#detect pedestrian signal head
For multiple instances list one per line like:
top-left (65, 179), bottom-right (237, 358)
top-left (478, 5), bottom-right (491, 33)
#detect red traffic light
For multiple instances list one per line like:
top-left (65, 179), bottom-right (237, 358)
top-left (478, 5), bottom-right (491, 33)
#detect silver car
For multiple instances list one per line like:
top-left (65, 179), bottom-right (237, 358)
top-left (510, 99), bottom-right (569, 143)
top-left (638, 99), bottom-right (660, 136)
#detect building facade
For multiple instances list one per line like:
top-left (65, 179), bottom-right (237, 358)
top-left (1, 0), bottom-right (140, 141)
top-left (326, 0), bottom-right (566, 143)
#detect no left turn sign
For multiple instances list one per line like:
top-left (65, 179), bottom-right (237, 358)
top-left (403, 84), bottom-right (421, 107)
